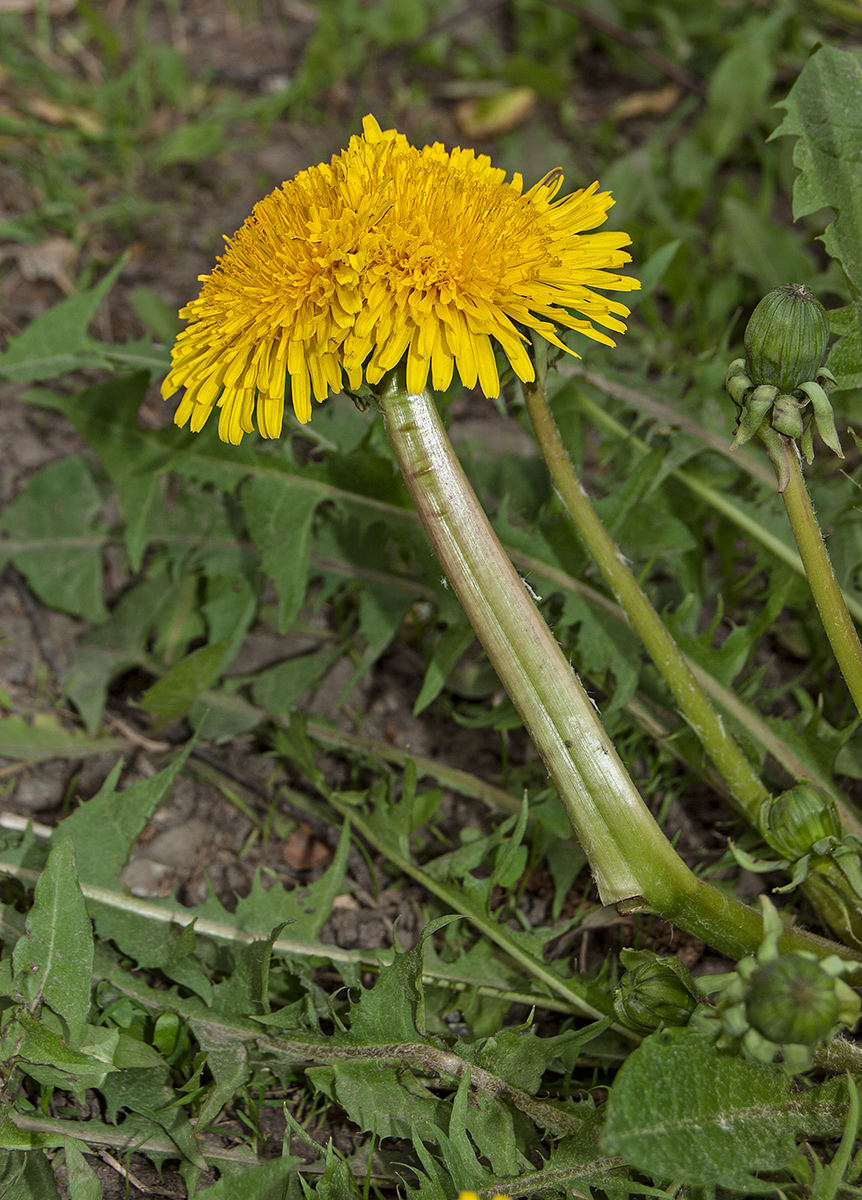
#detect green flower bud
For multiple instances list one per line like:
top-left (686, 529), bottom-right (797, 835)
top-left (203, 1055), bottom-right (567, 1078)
top-left (760, 784), bottom-right (842, 861)
top-left (746, 954), bottom-right (859, 1046)
top-left (614, 950), bottom-right (699, 1035)
top-left (709, 897), bottom-right (861, 1072)
top-left (744, 284), bottom-right (830, 395)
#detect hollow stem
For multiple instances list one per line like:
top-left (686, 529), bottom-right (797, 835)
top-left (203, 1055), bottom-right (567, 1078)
top-left (760, 429), bottom-right (862, 719)
top-left (522, 344), bottom-right (770, 823)
top-left (374, 367), bottom-right (858, 965)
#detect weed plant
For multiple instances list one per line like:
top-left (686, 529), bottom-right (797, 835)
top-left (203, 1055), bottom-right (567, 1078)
top-left (2, 1), bottom-right (862, 1196)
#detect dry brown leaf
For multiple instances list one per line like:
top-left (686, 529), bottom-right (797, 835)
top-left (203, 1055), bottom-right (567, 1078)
top-left (13, 238), bottom-right (77, 293)
top-left (455, 87), bottom-right (537, 139)
top-left (26, 96), bottom-right (69, 125)
top-left (0, 0), bottom-right (76, 12)
top-left (26, 95), bottom-right (103, 136)
top-left (283, 822), bottom-right (333, 871)
top-left (612, 84), bottom-right (682, 121)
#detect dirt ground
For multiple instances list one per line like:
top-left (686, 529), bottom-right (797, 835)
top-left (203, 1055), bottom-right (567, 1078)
top-left (0, 4), bottom-right (741, 1195)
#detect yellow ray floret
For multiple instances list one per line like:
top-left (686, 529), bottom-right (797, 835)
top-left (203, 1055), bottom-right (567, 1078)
top-left (163, 114), bottom-right (639, 444)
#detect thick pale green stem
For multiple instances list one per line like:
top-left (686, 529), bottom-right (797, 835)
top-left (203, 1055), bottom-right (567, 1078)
top-left (375, 368), bottom-right (859, 965)
top-left (523, 354), bottom-right (770, 822)
top-left (762, 429), bottom-right (862, 719)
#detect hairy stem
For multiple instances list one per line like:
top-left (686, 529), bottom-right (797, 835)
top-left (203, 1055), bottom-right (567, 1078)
top-left (523, 345), bottom-right (770, 822)
top-left (762, 429), bottom-right (862, 719)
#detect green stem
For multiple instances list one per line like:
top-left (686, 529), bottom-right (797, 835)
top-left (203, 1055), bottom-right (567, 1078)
top-left (523, 348), bottom-right (770, 822)
top-left (762, 429), bottom-right (862, 720)
top-left (574, 390), bottom-right (862, 606)
top-left (374, 368), bottom-right (858, 965)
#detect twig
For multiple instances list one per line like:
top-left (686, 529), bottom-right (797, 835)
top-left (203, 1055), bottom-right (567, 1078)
top-left (97, 1149), bottom-right (173, 1197)
top-left (546, 0), bottom-right (708, 97)
top-left (104, 712), bottom-right (171, 754)
top-left (397, 0), bottom-right (505, 53)
top-left (0, 762), bottom-right (29, 782)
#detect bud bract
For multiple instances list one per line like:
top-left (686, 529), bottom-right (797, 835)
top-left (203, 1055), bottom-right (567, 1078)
top-left (744, 284), bottom-right (830, 394)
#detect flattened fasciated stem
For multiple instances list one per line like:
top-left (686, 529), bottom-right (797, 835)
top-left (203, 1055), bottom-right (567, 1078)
top-left (374, 367), bottom-right (860, 966)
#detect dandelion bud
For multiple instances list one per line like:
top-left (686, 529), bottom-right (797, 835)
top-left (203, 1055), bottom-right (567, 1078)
top-left (745, 954), bottom-right (860, 1046)
top-left (760, 784), bottom-right (841, 861)
top-left (614, 949), bottom-right (699, 1035)
top-left (744, 284), bottom-right (830, 395)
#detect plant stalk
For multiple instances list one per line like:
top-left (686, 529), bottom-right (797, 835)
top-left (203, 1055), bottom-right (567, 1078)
top-left (761, 428), bottom-right (862, 719)
top-left (523, 345), bottom-right (770, 823)
top-left (374, 367), bottom-right (858, 965)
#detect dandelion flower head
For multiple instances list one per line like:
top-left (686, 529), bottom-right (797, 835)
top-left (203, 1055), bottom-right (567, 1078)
top-left (163, 114), bottom-right (640, 444)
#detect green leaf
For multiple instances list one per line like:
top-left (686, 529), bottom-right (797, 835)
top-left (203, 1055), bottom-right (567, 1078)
top-left (103, 336), bottom-right (171, 376)
top-left (140, 640), bottom-right (231, 725)
top-left (628, 238), bottom-right (681, 302)
top-left (208, 926), bottom-right (289, 1021)
top-left (547, 1112), bottom-right (668, 1197)
top-left (0, 457), bottom-right (107, 622)
top-left (721, 197), bottom-right (817, 291)
top-left (192, 1031), bottom-right (250, 1132)
top-left (772, 45), bottom-right (862, 292)
top-left (602, 1027), bottom-right (796, 1188)
top-left (252, 642), bottom-right (345, 716)
top-left (132, 285), bottom-right (181, 345)
top-left (0, 714), bottom-right (123, 763)
top-left (61, 373), bottom-right (165, 570)
top-left (234, 820), bottom-right (350, 942)
top-left (23, 374), bottom-right (167, 569)
top-left (63, 1139), bottom-right (102, 1200)
top-left (64, 575), bottom-right (177, 731)
top-left (86, 908), bottom-right (213, 1003)
top-left (188, 688), bottom-right (263, 743)
top-left (11, 840), bottom-right (93, 1046)
top-left (113, 1031), bottom-right (169, 1069)
top-left (98, 1067), bottom-right (205, 1168)
top-left (0, 1009), bottom-right (115, 1091)
top-left (700, 11), bottom-right (785, 161)
top-left (461, 1018), bottom-right (612, 1097)
top-left (153, 118), bottom-right (225, 167)
top-left (425, 1071), bottom-right (492, 1194)
top-left (307, 1061), bottom-right (448, 1142)
top-left (0, 1111), bottom-right (56, 1152)
top-left (828, 300), bottom-right (862, 390)
top-left (241, 475), bottom-right (324, 632)
top-left (53, 749), bottom-right (189, 890)
top-left (203, 572), bottom-right (259, 667)
top-left (344, 582), bottom-right (412, 697)
top-left (0, 259), bottom-right (123, 382)
top-left (413, 620), bottom-right (475, 715)
top-left (193, 1154), bottom-right (300, 1198)
top-left (346, 916), bottom-right (460, 1045)
top-left (452, 1083), bottom-right (522, 1178)
top-left (0, 1150), bottom-right (60, 1199)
